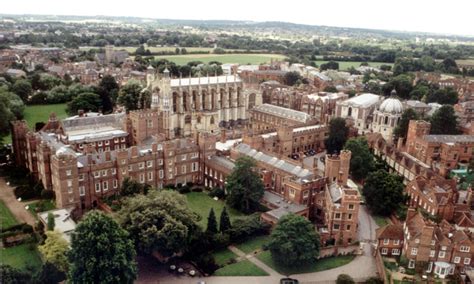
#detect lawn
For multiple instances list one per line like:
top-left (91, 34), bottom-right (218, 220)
top-left (185, 192), bottom-right (245, 228)
top-left (314, 60), bottom-right (393, 71)
top-left (213, 248), bottom-right (238, 266)
top-left (154, 53), bottom-right (286, 65)
top-left (1, 243), bottom-right (43, 271)
top-left (236, 235), bottom-right (270, 254)
top-left (4, 103), bottom-right (68, 144)
top-left (257, 251), bottom-right (355, 275)
top-left (214, 259), bottom-right (269, 276)
top-left (374, 215), bottom-right (389, 227)
top-left (0, 200), bottom-right (18, 229)
top-left (26, 199), bottom-right (56, 218)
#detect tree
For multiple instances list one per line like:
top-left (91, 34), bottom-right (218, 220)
top-left (393, 108), bottom-right (419, 140)
top-left (120, 177), bottom-right (144, 196)
top-left (98, 75), bottom-right (119, 113)
top-left (12, 79), bottom-right (32, 102)
top-left (268, 214), bottom-right (320, 266)
top-left (336, 274), bottom-right (355, 284)
top-left (344, 137), bottom-right (374, 181)
top-left (226, 156), bottom-right (265, 214)
top-left (430, 105), bottom-right (460, 135)
top-left (323, 86), bottom-right (338, 92)
top-left (0, 264), bottom-right (32, 284)
top-left (426, 88), bottom-right (458, 105)
top-left (117, 190), bottom-right (199, 257)
top-left (324, 117), bottom-right (349, 154)
top-left (46, 212), bottom-right (55, 231)
top-left (0, 89), bottom-right (25, 120)
top-left (66, 92), bottom-right (101, 115)
top-left (382, 74), bottom-right (413, 99)
top-left (68, 211), bottom-right (137, 284)
top-left (219, 206), bottom-right (232, 232)
top-left (320, 61), bottom-right (339, 71)
top-left (284, 71), bottom-right (302, 86)
top-left (206, 208), bottom-right (218, 234)
top-left (117, 80), bottom-right (143, 111)
top-left (362, 170), bottom-right (405, 216)
top-left (38, 231), bottom-right (69, 273)
top-left (34, 262), bottom-right (66, 284)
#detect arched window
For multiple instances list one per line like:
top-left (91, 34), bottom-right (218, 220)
top-left (348, 107), bottom-right (352, 117)
top-left (384, 116), bottom-right (389, 125)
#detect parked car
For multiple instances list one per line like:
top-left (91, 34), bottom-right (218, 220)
top-left (280, 278), bottom-right (299, 284)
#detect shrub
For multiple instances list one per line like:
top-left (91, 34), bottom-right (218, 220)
top-left (192, 187), bottom-right (203, 192)
top-left (336, 274), bottom-right (355, 284)
top-left (194, 253), bottom-right (218, 275)
top-left (208, 187), bottom-right (225, 199)
top-left (41, 189), bottom-right (55, 200)
top-left (212, 233), bottom-right (230, 250)
top-left (228, 214), bottom-right (270, 243)
top-left (178, 184), bottom-right (191, 194)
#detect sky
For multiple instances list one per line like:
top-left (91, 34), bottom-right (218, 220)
top-left (2, 0), bottom-right (474, 36)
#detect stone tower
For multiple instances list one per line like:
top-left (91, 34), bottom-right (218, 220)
top-left (406, 120), bottom-right (431, 154)
top-left (277, 124), bottom-right (293, 158)
top-left (325, 150), bottom-right (351, 186)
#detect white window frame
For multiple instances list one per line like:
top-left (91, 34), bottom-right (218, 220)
top-left (464, 258), bottom-right (471, 265)
top-left (148, 171), bottom-right (153, 181)
top-left (438, 251), bottom-right (446, 258)
top-left (454, 256), bottom-right (461, 264)
top-left (460, 246), bottom-right (470, 252)
top-left (394, 239), bottom-right (400, 245)
top-left (383, 239), bottom-right (390, 245)
top-left (95, 182), bottom-right (101, 192)
top-left (113, 179), bottom-right (118, 188)
top-left (159, 170), bottom-right (164, 179)
top-left (79, 186), bottom-right (85, 196)
top-left (102, 170), bottom-right (107, 177)
top-left (381, 248), bottom-right (388, 255)
top-left (408, 259), bottom-right (415, 269)
top-left (392, 248), bottom-right (400, 255)
top-left (102, 181), bottom-right (108, 191)
top-left (94, 171), bottom-right (100, 178)
top-left (181, 165), bottom-right (186, 174)
top-left (147, 161), bottom-right (153, 168)
top-left (66, 170), bottom-right (72, 176)
top-left (430, 250), bottom-right (436, 257)
top-left (411, 248), bottom-right (418, 256)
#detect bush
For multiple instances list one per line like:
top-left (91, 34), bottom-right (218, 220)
top-left (228, 214), bottom-right (270, 243)
top-left (14, 184), bottom-right (41, 200)
top-left (212, 233), bottom-right (230, 250)
top-left (194, 253), bottom-right (219, 275)
top-left (208, 187), bottom-right (225, 199)
top-left (336, 274), bottom-right (355, 284)
top-left (192, 187), bottom-right (203, 192)
top-left (178, 184), bottom-right (191, 194)
top-left (41, 189), bottom-right (55, 200)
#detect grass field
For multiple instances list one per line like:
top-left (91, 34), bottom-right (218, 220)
top-left (79, 45), bottom-right (216, 53)
top-left (214, 259), bottom-right (269, 276)
top-left (185, 192), bottom-right (245, 228)
top-left (1, 243), bottom-right (43, 271)
top-left (374, 215), bottom-right (389, 227)
top-left (213, 248), bottom-right (238, 266)
top-left (4, 103), bottom-right (68, 144)
top-left (236, 235), bottom-right (270, 254)
top-left (154, 53), bottom-right (286, 65)
top-left (257, 251), bottom-right (355, 275)
top-left (0, 200), bottom-right (18, 229)
top-left (314, 60), bottom-right (393, 71)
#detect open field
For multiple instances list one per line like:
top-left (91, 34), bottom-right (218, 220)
top-left (213, 248), bottom-right (238, 266)
top-left (214, 259), bottom-right (269, 276)
top-left (0, 200), bottom-right (18, 229)
top-left (79, 45), bottom-right (216, 53)
top-left (236, 235), bottom-right (270, 254)
top-left (154, 53), bottom-right (286, 65)
top-left (257, 251), bottom-right (355, 275)
top-left (314, 60), bottom-right (393, 71)
top-left (4, 103), bottom-right (68, 144)
top-left (1, 243), bottom-right (43, 271)
top-left (185, 192), bottom-right (245, 228)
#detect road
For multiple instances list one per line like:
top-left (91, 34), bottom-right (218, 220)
top-left (0, 177), bottom-right (37, 226)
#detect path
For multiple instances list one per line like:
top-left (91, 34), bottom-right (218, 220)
top-left (0, 177), bottom-right (36, 226)
top-left (228, 245), bottom-right (282, 278)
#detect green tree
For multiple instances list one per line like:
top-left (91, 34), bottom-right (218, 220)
top-left (120, 177), bottom-right (143, 196)
top-left (0, 89), bottom-right (25, 120)
top-left (38, 231), bottom-right (69, 273)
top-left (393, 108), bottom-right (419, 140)
top-left (344, 137), bottom-right (374, 181)
top-left (323, 86), bottom-right (338, 92)
top-left (426, 88), bottom-right (458, 105)
top-left (0, 264), bottom-right (32, 284)
top-left (324, 117), bottom-right (349, 154)
top-left (206, 208), bottom-right (218, 234)
top-left (47, 212), bottom-right (55, 231)
top-left (362, 170), bottom-right (405, 216)
top-left (117, 80), bottom-right (143, 111)
top-left (34, 262), bottom-right (66, 284)
top-left (219, 206), bottom-right (232, 232)
top-left (12, 79), bottom-right (32, 102)
top-left (336, 274), bottom-right (355, 284)
top-left (98, 75), bottom-right (119, 113)
top-left (68, 211), bottom-right (137, 284)
top-left (430, 105), bottom-right (460, 135)
top-left (226, 156), bottom-right (265, 213)
top-left (283, 71), bottom-right (302, 86)
top-left (320, 61), bottom-right (339, 71)
top-left (268, 214), bottom-right (320, 266)
top-left (66, 92), bottom-right (101, 115)
top-left (117, 190), bottom-right (199, 257)
top-left (382, 74), bottom-right (413, 99)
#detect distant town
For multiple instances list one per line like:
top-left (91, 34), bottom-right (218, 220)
top-left (1, 13), bottom-right (474, 284)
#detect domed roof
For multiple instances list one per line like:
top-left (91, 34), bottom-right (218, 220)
top-left (379, 97), bottom-right (403, 114)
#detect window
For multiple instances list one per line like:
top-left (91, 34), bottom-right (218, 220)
top-left (415, 239), bottom-right (420, 244)
top-left (159, 170), bottom-right (164, 179)
top-left (441, 246), bottom-right (447, 251)
top-left (438, 251), bottom-right (446, 258)
top-left (79, 186), bottom-right (85, 196)
top-left (113, 179), bottom-right (118, 188)
top-left (147, 120), bottom-right (153, 128)
top-left (102, 181), bottom-right (108, 191)
top-left (181, 165), bottom-right (186, 174)
top-left (346, 225), bottom-right (351, 231)
top-left (68, 187), bottom-right (73, 194)
top-left (191, 152), bottom-right (198, 158)
top-left (430, 250), bottom-right (436, 257)
top-left (147, 161), bottom-right (153, 168)
top-left (121, 159), bottom-right (126, 165)
top-left (303, 191), bottom-right (309, 198)
top-left (102, 170), bottom-right (107, 177)
top-left (140, 173), bottom-right (145, 183)
top-left (192, 162), bottom-right (198, 172)
top-left (392, 249), bottom-right (400, 255)
top-left (148, 172), bottom-right (153, 181)
top-left (158, 159), bottom-right (163, 165)
top-left (94, 171), bottom-right (100, 178)
top-left (128, 165), bottom-right (132, 172)
top-left (333, 224), bottom-right (340, 230)
top-left (111, 168), bottom-right (116, 175)
top-left (460, 246), bottom-right (470, 252)
top-left (335, 213), bottom-right (341, 220)
top-left (121, 137), bottom-right (126, 142)
top-left (105, 140), bottom-right (110, 145)
top-left (67, 180), bottom-right (72, 187)
top-left (381, 248), bottom-right (388, 255)
top-left (464, 258), bottom-right (471, 265)
top-left (95, 183), bottom-right (101, 192)
top-left (348, 204), bottom-right (354, 210)
top-left (454, 257), bottom-right (461, 264)
top-left (289, 188), bottom-right (296, 197)
top-left (79, 174), bottom-right (84, 181)
top-left (408, 259), bottom-right (415, 269)
top-left (98, 141), bottom-right (103, 146)
top-left (394, 239), bottom-right (400, 245)
top-left (181, 154), bottom-right (186, 161)
top-left (348, 213), bottom-right (353, 220)
top-left (383, 239), bottom-right (390, 245)
top-left (139, 162), bottom-right (144, 169)
top-left (66, 170), bottom-right (72, 176)
top-left (431, 240), bottom-right (435, 246)
top-left (411, 248), bottom-right (418, 256)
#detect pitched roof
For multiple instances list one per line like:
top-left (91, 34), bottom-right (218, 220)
top-left (376, 224), bottom-right (404, 240)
